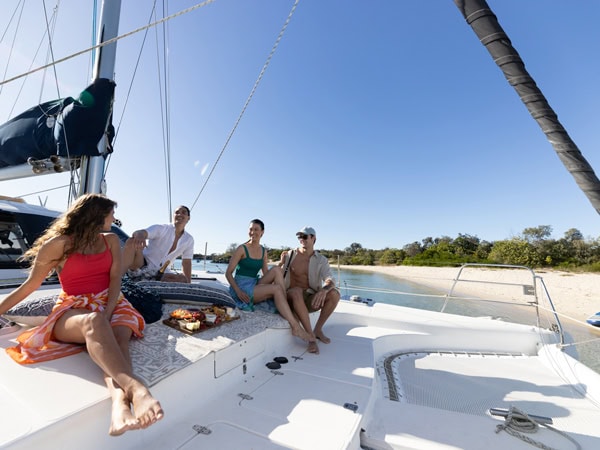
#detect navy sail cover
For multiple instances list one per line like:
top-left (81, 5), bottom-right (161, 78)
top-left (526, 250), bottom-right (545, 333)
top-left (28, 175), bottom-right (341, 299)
top-left (0, 78), bottom-right (115, 168)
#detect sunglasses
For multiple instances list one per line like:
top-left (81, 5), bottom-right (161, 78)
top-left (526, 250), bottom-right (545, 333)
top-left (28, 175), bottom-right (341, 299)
top-left (297, 234), bottom-right (311, 240)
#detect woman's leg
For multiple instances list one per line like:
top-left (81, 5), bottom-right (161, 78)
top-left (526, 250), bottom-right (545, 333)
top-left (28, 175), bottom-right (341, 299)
top-left (105, 326), bottom-right (139, 435)
top-left (252, 284), bottom-right (311, 342)
top-left (53, 310), bottom-right (164, 432)
top-left (257, 266), bottom-right (285, 292)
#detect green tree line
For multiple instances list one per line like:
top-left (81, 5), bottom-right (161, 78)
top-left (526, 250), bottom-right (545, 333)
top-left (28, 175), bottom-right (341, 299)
top-left (207, 225), bottom-right (600, 272)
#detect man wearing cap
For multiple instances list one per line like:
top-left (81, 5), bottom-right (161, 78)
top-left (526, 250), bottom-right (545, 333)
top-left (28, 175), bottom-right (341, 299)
top-left (280, 226), bottom-right (340, 354)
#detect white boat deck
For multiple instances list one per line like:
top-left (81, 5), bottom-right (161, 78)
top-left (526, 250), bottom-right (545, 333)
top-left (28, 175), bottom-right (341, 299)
top-left (2, 295), bottom-right (600, 449)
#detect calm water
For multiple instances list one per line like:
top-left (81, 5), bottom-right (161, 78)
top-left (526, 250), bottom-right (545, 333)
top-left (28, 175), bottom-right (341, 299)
top-left (186, 260), bottom-right (600, 373)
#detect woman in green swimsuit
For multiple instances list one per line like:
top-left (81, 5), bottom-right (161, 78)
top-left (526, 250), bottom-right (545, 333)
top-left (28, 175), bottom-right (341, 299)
top-left (225, 219), bottom-right (311, 341)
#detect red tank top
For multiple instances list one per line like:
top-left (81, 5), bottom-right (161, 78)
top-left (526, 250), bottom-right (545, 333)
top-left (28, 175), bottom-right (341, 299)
top-left (58, 235), bottom-right (112, 295)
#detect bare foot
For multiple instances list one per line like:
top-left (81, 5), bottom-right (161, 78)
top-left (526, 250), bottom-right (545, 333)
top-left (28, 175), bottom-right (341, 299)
top-left (131, 387), bottom-right (164, 429)
top-left (315, 331), bottom-right (331, 344)
top-left (307, 340), bottom-right (319, 354)
top-left (109, 401), bottom-right (140, 436)
top-left (291, 324), bottom-right (312, 342)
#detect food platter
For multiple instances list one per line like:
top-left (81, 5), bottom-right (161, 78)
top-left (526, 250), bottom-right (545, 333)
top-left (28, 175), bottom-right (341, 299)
top-left (163, 306), bottom-right (239, 335)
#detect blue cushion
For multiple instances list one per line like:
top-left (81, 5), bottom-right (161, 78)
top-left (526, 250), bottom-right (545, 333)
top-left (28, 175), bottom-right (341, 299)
top-left (4, 294), bottom-right (58, 326)
top-left (136, 280), bottom-right (236, 308)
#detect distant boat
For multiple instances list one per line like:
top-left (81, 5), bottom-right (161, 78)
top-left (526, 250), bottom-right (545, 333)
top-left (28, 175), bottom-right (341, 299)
top-left (587, 312), bottom-right (600, 328)
top-left (341, 294), bottom-right (374, 306)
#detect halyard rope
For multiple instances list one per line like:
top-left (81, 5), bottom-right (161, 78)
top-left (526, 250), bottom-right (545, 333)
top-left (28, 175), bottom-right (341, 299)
top-left (190, 0), bottom-right (301, 211)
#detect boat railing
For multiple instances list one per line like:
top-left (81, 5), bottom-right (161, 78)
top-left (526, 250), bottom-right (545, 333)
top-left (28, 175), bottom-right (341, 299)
top-left (339, 263), bottom-right (565, 345)
top-left (444, 263), bottom-right (564, 346)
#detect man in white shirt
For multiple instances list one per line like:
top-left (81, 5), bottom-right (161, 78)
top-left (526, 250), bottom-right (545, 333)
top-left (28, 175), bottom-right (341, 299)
top-left (122, 205), bottom-right (194, 283)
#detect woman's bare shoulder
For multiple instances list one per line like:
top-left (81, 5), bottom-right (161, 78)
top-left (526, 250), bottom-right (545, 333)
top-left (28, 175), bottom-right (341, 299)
top-left (36, 235), bottom-right (69, 260)
top-left (43, 235), bottom-right (70, 248)
top-left (102, 232), bottom-right (121, 246)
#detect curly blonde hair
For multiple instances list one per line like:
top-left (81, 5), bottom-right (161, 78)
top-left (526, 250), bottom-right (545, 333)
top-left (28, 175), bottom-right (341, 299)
top-left (21, 193), bottom-right (117, 263)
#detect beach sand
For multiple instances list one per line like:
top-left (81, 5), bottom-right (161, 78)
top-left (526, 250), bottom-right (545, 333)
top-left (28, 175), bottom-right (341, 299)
top-left (338, 265), bottom-right (600, 324)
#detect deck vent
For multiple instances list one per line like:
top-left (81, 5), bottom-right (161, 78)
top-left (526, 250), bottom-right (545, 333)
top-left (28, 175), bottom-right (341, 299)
top-left (192, 425), bottom-right (211, 435)
top-left (344, 402), bottom-right (358, 413)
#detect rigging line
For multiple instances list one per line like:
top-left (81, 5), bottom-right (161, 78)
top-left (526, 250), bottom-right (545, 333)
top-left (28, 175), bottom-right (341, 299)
top-left (105, 0), bottom-right (162, 190)
top-left (41, 0), bottom-right (61, 99)
top-left (189, 0), bottom-right (301, 211)
top-left (0, 0), bottom-right (23, 43)
top-left (0, 0), bottom-right (26, 98)
top-left (152, 4), bottom-right (171, 220)
top-left (535, 302), bottom-right (598, 329)
top-left (44, 1), bottom-right (77, 206)
top-left (90, 0), bottom-right (98, 80)
top-left (0, 0), bottom-right (217, 88)
top-left (561, 336), bottom-right (600, 348)
top-left (7, 8), bottom-right (57, 118)
top-left (162, 0), bottom-right (173, 219)
top-left (108, 0), bottom-right (160, 179)
top-left (14, 184), bottom-right (70, 198)
top-left (112, 0), bottom-right (159, 145)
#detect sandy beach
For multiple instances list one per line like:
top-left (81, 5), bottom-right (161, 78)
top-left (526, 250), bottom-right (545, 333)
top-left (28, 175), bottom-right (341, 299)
top-left (339, 265), bottom-right (600, 324)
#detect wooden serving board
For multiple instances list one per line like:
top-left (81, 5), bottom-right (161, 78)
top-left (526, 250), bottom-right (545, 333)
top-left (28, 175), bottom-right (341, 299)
top-left (162, 315), bottom-right (239, 336)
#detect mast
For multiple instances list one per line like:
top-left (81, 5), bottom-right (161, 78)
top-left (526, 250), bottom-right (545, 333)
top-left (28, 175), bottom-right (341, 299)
top-left (78, 0), bottom-right (122, 197)
top-left (453, 0), bottom-right (600, 215)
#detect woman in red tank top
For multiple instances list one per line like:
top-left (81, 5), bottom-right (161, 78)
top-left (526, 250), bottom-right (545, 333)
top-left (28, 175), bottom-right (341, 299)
top-left (0, 194), bottom-right (163, 436)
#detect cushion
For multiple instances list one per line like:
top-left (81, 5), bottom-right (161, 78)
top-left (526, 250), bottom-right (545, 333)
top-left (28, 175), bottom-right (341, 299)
top-left (4, 294), bottom-right (58, 326)
top-left (3, 282), bottom-right (165, 326)
top-left (136, 280), bottom-right (236, 308)
top-left (121, 279), bottom-right (163, 324)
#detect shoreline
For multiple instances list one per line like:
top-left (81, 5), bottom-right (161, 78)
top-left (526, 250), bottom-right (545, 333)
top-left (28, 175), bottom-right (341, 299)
top-left (337, 265), bottom-right (600, 324)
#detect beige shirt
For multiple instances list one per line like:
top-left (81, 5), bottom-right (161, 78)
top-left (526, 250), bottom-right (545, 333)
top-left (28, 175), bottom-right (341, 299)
top-left (282, 249), bottom-right (336, 293)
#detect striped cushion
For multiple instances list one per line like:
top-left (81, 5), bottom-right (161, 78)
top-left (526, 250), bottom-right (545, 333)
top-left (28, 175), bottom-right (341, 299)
top-left (136, 280), bottom-right (236, 308)
top-left (4, 294), bottom-right (58, 326)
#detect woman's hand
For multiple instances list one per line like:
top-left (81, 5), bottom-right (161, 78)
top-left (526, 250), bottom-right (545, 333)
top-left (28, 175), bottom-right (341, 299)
top-left (235, 288), bottom-right (251, 304)
top-left (101, 307), bottom-right (115, 321)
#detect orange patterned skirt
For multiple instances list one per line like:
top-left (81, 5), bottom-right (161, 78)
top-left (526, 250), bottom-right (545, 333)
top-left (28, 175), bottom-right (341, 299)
top-left (6, 289), bottom-right (145, 365)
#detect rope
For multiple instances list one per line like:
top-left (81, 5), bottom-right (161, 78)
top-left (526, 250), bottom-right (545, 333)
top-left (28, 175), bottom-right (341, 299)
top-left (41, 0), bottom-right (61, 100)
top-left (110, 0), bottom-right (160, 164)
top-left (533, 303), bottom-right (600, 348)
top-left (6, 13), bottom-right (51, 118)
top-left (158, 1), bottom-right (173, 221)
top-left (0, 0), bottom-right (217, 87)
top-left (0, 1), bottom-right (23, 44)
top-left (495, 406), bottom-right (581, 450)
top-left (0, 0), bottom-right (26, 97)
top-left (189, 0), bottom-right (301, 211)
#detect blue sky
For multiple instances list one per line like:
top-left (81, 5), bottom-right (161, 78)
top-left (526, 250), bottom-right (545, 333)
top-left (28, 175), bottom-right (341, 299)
top-left (1, 0), bottom-right (600, 254)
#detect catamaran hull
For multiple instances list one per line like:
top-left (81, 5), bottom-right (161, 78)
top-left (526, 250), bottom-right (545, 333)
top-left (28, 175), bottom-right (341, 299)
top-left (2, 298), bottom-right (599, 450)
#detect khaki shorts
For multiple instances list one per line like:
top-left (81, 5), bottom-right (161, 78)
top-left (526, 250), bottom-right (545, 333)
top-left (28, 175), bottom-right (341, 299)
top-left (302, 290), bottom-right (320, 312)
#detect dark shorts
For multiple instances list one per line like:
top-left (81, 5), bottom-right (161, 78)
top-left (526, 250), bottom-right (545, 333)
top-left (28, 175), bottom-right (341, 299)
top-left (302, 290), bottom-right (320, 313)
